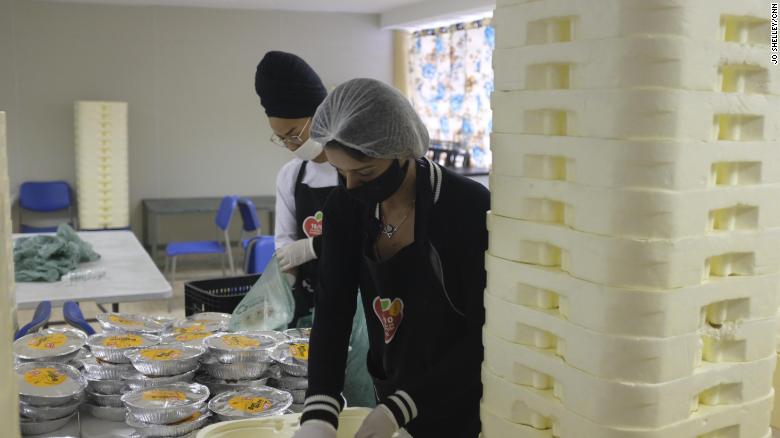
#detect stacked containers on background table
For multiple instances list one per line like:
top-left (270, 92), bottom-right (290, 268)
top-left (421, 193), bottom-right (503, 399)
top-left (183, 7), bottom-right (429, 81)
top-left (74, 100), bottom-right (129, 230)
top-left (485, 0), bottom-right (780, 437)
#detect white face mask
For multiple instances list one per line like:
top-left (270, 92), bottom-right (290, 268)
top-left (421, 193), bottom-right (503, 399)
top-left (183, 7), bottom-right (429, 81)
top-left (292, 138), bottom-right (324, 161)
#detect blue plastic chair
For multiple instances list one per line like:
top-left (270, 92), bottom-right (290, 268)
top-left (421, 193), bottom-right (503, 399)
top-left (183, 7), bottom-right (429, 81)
top-left (244, 236), bottom-right (275, 274)
top-left (18, 181), bottom-right (74, 233)
top-left (63, 301), bottom-right (95, 335)
top-left (237, 199), bottom-right (275, 273)
top-left (164, 196), bottom-right (239, 282)
top-left (14, 301), bottom-right (51, 340)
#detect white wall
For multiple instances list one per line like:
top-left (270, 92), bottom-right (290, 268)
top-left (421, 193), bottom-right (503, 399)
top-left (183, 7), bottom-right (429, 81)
top-left (0, 1), bottom-right (393, 237)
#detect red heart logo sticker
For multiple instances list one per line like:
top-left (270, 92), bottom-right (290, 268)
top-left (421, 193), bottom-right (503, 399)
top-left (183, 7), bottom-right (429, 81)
top-left (373, 297), bottom-right (404, 344)
top-left (302, 211), bottom-right (324, 238)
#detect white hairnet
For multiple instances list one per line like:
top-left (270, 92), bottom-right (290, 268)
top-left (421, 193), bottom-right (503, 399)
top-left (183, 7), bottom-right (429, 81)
top-left (311, 78), bottom-right (429, 159)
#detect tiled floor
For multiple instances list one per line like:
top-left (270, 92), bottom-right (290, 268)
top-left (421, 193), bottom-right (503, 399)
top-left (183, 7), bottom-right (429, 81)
top-left (15, 252), bottom-right (240, 330)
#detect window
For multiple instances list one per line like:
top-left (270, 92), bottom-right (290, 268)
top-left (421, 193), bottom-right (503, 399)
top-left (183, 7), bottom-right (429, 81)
top-left (408, 18), bottom-right (495, 169)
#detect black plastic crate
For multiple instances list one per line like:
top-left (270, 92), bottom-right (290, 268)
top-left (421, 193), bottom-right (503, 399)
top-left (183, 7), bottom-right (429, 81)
top-left (184, 274), bottom-right (261, 316)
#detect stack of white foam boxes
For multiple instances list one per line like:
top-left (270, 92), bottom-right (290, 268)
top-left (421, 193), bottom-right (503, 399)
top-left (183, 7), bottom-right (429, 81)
top-left (484, 1), bottom-right (780, 437)
top-left (75, 100), bottom-right (129, 230)
top-left (0, 112), bottom-right (21, 435)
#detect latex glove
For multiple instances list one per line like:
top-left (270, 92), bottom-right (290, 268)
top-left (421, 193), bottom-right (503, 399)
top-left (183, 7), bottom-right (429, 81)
top-left (292, 420), bottom-right (337, 438)
top-left (354, 405), bottom-right (399, 438)
top-left (277, 238), bottom-right (317, 272)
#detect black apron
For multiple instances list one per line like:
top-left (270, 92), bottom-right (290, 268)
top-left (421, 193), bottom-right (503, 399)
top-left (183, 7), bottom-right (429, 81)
top-left (291, 160), bottom-right (334, 327)
top-left (359, 168), bottom-right (481, 437)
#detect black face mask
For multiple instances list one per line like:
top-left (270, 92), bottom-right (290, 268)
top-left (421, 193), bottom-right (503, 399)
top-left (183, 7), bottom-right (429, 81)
top-left (339, 159), bottom-right (409, 205)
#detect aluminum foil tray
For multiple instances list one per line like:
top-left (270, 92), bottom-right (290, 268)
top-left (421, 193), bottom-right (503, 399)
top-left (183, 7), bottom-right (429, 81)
top-left (87, 333), bottom-right (161, 364)
top-left (122, 369), bottom-right (197, 391)
top-left (84, 403), bottom-right (128, 422)
top-left (19, 397), bottom-right (81, 421)
top-left (14, 328), bottom-right (87, 363)
top-left (86, 375), bottom-right (128, 395)
top-left (124, 344), bottom-right (205, 377)
top-left (20, 411), bottom-right (77, 435)
top-left (203, 332), bottom-right (277, 363)
top-left (17, 362), bottom-right (87, 406)
top-left (88, 389), bottom-right (125, 407)
top-left (207, 387), bottom-right (292, 421)
top-left (97, 313), bottom-right (166, 334)
top-left (195, 372), bottom-right (271, 398)
top-left (121, 382), bottom-right (209, 425)
top-left (200, 355), bottom-right (269, 380)
top-left (271, 341), bottom-right (309, 377)
top-left (126, 408), bottom-right (212, 437)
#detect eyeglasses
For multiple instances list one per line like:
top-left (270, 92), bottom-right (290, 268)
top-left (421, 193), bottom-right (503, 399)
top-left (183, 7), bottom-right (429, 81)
top-left (270, 118), bottom-right (311, 148)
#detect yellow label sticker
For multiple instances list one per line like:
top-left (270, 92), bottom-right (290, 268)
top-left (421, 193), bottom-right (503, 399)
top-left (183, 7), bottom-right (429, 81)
top-left (23, 368), bottom-right (67, 387)
top-left (142, 390), bottom-right (187, 402)
top-left (222, 335), bottom-right (261, 349)
top-left (171, 411), bottom-right (201, 425)
top-left (108, 314), bottom-right (143, 327)
top-left (174, 323), bottom-right (207, 334)
top-left (103, 334), bottom-right (144, 349)
top-left (175, 332), bottom-right (210, 342)
top-left (289, 343), bottom-right (309, 361)
top-left (27, 333), bottom-right (68, 350)
top-left (228, 396), bottom-right (272, 414)
top-left (140, 348), bottom-right (182, 361)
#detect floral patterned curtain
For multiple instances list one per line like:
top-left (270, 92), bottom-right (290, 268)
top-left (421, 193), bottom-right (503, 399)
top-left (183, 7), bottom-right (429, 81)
top-left (408, 18), bottom-right (495, 168)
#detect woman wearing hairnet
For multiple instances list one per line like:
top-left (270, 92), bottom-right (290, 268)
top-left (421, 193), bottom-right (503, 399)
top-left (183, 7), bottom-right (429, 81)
top-left (294, 78), bottom-right (489, 438)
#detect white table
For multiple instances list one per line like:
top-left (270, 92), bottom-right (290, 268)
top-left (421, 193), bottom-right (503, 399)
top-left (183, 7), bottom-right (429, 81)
top-left (14, 231), bottom-right (172, 310)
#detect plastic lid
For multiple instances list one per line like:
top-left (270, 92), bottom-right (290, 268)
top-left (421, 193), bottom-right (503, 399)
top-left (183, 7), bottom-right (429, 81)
top-left (172, 313), bottom-right (230, 333)
top-left (121, 382), bottom-right (209, 409)
top-left (271, 340), bottom-right (310, 365)
top-left (162, 331), bottom-right (212, 346)
top-left (208, 387), bottom-right (293, 419)
top-left (96, 313), bottom-right (165, 334)
top-left (124, 343), bottom-right (205, 363)
top-left (204, 332), bottom-right (277, 353)
top-left (14, 329), bottom-right (87, 360)
top-left (87, 333), bottom-right (160, 351)
top-left (283, 328), bottom-right (311, 340)
top-left (16, 362), bottom-right (87, 399)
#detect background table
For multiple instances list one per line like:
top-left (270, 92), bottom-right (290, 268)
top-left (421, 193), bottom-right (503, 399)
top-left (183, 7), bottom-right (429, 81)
top-left (14, 230), bottom-right (171, 311)
top-left (142, 195), bottom-right (275, 261)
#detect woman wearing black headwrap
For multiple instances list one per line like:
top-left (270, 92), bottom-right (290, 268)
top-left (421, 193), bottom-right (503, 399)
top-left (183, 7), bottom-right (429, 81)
top-left (255, 50), bottom-right (333, 325)
top-left (254, 51), bottom-right (374, 409)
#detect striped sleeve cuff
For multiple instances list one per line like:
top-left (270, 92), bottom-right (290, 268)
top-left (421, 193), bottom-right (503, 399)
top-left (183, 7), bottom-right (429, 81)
top-left (300, 394), bottom-right (345, 429)
top-left (382, 390), bottom-right (418, 427)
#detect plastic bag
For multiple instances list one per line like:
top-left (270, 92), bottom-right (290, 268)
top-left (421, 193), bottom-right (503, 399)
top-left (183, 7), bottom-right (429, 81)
top-left (229, 256), bottom-right (295, 331)
top-left (343, 292), bottom-right (376, 407)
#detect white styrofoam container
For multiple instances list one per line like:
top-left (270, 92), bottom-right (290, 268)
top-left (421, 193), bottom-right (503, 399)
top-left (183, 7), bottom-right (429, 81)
top-left (487, 213), bottom-right (780, 289)
top-left (494, 0), bottom-right (770, 49)
top-left (494, 36), bottom-right (779, 94)
top-left (490, 174), bottom-right (780, 239)
top-left (484, 291), bottom-right (776, 383)
top-left (490, 133), bottom-right (780, 191)
top-left (482, 332), bottom-right (776, 429)
top-left (491, 89), bottom-right (780, 142)
top-left (485, 253), bottom-right (779, 338)
top-left (481, 379), bottom-right (774, 438)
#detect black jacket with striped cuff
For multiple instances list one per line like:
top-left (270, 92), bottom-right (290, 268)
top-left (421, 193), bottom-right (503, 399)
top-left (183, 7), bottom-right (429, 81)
top-left (301, 159), bottom-right (488, 431)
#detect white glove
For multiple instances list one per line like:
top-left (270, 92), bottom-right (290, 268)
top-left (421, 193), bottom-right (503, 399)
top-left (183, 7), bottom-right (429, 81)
top-left (354, 405), bottom-right (399, 438)
top-left (292, 420), bottom-right (337, 438)
top-left (277, 238), bottom-right (317, 272)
